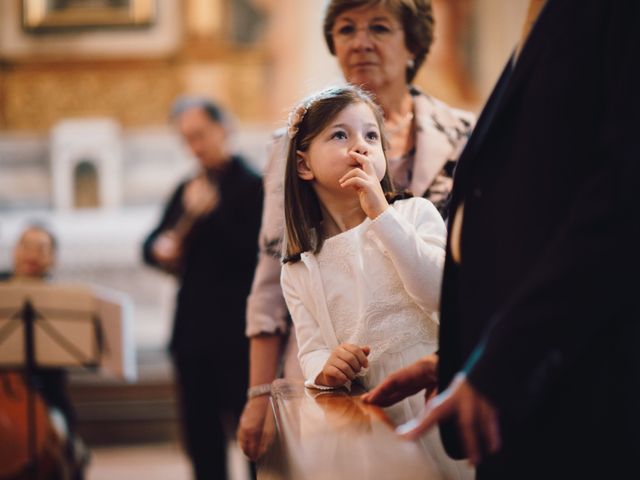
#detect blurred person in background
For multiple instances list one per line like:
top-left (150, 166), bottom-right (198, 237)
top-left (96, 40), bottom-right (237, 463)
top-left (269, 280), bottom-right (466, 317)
top-left (142, 97), bottom-right (263, 479)
top-left (6, 225), bottom-right (56, 282)
top-left (238, 0), bottom-right (475, 462)
top-left (1, 224), bottom-right (89, 480)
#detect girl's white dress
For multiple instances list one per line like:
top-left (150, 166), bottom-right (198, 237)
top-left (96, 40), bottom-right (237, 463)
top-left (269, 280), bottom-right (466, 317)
top-left (281, 197), bottom-right (473, 480)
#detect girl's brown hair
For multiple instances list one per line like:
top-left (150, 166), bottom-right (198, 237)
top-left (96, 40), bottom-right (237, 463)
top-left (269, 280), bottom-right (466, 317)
top-left (283, 85), bottom-right (408, 263)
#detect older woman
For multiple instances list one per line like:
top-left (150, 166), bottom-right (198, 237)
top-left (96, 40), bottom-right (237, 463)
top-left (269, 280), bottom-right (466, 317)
top-left (238, 0), bottom-right (475, 463)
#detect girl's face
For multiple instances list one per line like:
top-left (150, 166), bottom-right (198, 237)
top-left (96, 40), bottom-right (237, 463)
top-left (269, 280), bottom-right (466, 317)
top-left (331, 4), bottom-right (412, 93)
top-left (297, 102), bottom-right (386, 194)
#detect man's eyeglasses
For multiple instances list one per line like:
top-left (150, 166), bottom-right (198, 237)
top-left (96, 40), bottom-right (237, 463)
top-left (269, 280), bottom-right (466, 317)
top-left (331, 24), bottom-right (402, 43)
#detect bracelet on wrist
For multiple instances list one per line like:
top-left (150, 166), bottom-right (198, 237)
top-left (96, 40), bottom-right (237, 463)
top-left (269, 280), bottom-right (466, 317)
top-left (247, 383), bottom-right (272, 399)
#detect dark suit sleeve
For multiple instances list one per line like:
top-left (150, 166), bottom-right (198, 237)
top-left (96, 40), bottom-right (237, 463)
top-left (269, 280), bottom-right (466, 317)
top-left (142, 182), bottom-right (186, 270)
top-left (464, 2), bottom-right (640, 419)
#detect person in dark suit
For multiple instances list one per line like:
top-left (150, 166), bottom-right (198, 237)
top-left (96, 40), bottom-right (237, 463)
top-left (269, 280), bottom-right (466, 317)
top-left (143, 97), bottom-right (263, 479)
top-left (363, 1), bottom-right (640, 478)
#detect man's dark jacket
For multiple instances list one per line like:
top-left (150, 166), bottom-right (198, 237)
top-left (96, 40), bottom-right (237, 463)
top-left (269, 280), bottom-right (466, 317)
top-left (143, 157), bottom-right (263, 405)
top-left (438, 1), bottom-right (640, 478)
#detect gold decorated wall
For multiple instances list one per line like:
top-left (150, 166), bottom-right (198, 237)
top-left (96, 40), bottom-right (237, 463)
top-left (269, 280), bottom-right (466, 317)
top-left (0, 0), bottom-right (270, 132)
top-left (1, 60), bottom-right (179, 131)
top-left (0, 52), bottom-right (268, 132)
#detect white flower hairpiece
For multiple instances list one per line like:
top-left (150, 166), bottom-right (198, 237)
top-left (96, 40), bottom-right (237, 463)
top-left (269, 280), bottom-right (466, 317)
top-left (287, 104), bottom-right (308, 139)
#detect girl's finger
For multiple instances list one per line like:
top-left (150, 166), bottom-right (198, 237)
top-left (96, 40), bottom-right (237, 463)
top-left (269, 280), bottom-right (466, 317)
top-left (326, 364), bottom-right (351, 383)
top-left (332, 358), bottom-right (358, 380)
top-left (342, 344), bottom-right (369, 368)
top-left (340, 177), bottom-right (369, 191)
top-left (349, 151), bottom-right (375, 175)
top-left (336, 349), bottom-right (362, 373)
top-left (339, 167), bottom-right (368, 184)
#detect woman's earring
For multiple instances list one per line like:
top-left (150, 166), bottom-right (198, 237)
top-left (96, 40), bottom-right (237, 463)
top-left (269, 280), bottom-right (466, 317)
top-left (407, 58), bottom-right (415, 70)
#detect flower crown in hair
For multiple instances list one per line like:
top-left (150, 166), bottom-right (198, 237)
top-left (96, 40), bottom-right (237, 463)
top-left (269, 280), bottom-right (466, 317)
top-left (287, 103), bottom-right (308, 139)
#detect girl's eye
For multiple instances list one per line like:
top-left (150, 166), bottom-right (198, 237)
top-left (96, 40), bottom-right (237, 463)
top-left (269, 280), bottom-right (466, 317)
top-left (366, 131), bottom-right (380, 141)
top-left (331, 131), bottom-right (347, 140)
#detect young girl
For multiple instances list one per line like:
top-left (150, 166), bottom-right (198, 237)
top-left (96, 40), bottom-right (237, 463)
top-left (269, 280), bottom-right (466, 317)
top-left (280, 85), bottom-right (472, 479)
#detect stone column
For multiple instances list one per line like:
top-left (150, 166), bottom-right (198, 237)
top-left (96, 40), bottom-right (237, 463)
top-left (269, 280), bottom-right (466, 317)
top-left (256, 0), bottom-right (342, 123)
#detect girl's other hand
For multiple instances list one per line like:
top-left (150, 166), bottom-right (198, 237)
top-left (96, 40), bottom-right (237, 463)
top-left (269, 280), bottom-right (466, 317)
top-left (316, 343), bottom-right (371, 388)
top-left (339, 151), bottom-right (388, 219)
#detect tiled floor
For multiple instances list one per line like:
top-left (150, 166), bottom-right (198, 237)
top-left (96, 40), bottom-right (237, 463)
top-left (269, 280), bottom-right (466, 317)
top-left (86, 441), bottom-right (251, 480)
top-left (76, 348), bottom-right (252, 479)
top-left (86, 443), bottom-right (190, 480)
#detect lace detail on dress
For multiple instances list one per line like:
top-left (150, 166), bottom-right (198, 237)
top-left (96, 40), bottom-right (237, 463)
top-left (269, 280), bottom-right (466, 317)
top-left (317, 227), bottom-right (438, 366)
top-left (317, 231), bottom-right (354, 275)
top-left (361, 278), bottom-right (438, 364)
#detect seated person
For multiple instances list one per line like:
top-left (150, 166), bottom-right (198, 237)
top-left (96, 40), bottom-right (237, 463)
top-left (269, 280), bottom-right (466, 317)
top-left (1, 224), bottom-right (89, 479)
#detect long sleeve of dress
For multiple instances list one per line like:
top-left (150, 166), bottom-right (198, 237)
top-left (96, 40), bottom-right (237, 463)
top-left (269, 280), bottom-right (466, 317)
top-left (367, 198), bottom-right (447, 315)
top-left (281, 264), bottom-right (332, 388)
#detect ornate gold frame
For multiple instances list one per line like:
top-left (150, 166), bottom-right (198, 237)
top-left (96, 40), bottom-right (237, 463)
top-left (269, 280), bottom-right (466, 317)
top-left (22, 0), bottom-right (156, 31)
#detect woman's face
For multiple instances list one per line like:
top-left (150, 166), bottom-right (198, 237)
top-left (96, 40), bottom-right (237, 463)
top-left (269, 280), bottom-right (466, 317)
top-left (331, 4), bottom-right (413, 94)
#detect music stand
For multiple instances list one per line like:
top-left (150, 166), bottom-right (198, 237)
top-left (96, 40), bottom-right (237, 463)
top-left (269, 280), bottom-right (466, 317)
top-left (0, 282), bottom-right (130, 478)
top-left (90, 283), bottom-right (136, 382)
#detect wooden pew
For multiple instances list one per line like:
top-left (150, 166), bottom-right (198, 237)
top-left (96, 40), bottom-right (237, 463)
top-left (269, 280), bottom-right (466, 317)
top-left (258, 379), bottom-right (436, 480)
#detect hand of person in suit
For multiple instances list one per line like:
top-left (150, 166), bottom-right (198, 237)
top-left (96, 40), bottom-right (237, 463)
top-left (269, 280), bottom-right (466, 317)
top-left (396, 373), bottom-right (501, 465)
top-left (316, 343), bottom-right (370, 388)
top-left (361, 354), bottom-right (439, 407)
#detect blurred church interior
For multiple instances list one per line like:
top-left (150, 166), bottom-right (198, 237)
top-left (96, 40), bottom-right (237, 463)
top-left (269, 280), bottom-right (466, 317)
top-left (0, 1), bottom-right (529, 478)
